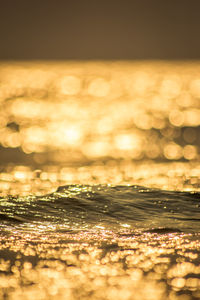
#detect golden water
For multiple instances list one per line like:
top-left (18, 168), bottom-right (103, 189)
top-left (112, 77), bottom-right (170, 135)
top-left (0, 61), bottom-right (200, 299)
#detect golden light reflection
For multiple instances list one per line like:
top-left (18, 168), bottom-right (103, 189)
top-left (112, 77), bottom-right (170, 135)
top-left (0, 229), bottom-right (199, 300)
top-left (61, 126), bottom-right (82, 146)
top-left (169, 110), bottom-right (184, 127)
top-left (160, 76), bottom-right (181, 99)
top-left (59, 75), bottom-right (81, 95)
top-left (0, 63), bottom-right (200, 300)
top-left (189, 78), bottom-right (200, 97)
top-left (114, 133), bottom-right (142, 151)
top-left (183, 145), bottom-right (197, 160)
top-left (88, 77), bottom-right (110, 97)
top-left (164, 143), bottom-right (183, 160)
top-left (0, 61), bottom-right (199, 164)
top-left (0, 161), bottom-right (199, 197)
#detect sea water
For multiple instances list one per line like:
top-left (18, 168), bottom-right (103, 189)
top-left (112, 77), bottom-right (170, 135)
top-left (0, 61), bottom-right (200, 299)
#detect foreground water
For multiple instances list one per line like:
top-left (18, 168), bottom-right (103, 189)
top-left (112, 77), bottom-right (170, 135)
top-left (0, 184), bottom-right (200, 300)
top-left (0, 61), bottom-right (200, 299)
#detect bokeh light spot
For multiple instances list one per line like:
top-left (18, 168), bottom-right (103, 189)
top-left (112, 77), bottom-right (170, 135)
top-left (59, 75), bottom-right (81, 95)
top-left (88, 78), bottom-right (110, 97)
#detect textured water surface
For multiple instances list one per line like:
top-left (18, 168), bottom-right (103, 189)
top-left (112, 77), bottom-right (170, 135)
top-left (0, 185), bottom-right (200, 300)
top-left (0, 61), bottom-right (200, 300)
top-left (0, 185), bottom-right (200, 232)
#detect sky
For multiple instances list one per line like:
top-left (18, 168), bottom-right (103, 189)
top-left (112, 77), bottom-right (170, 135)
top-left (0, 0), bottom-right (200, 60)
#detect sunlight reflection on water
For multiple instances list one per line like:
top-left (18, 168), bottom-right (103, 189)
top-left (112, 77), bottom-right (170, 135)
top-left (0, 61), bottom-right (199, 195)
top-left (0, 62), bottom-right (200, 300)
top-left (0, 61), bottom-right (199, 161)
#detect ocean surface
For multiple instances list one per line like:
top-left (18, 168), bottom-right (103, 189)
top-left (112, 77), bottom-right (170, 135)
top-left (1, 185), bottom-right (200, 232)
top-left (0, 61), bottom-right (200, 299)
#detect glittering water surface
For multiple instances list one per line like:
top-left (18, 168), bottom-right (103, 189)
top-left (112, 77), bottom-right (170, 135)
top-left (1, 185), bottom-right (200, 232)
top-left (0, 61), bottom-right (200, 299)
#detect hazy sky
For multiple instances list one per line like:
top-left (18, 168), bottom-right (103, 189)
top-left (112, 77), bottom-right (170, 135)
top-left (1, 0), bottom-right (200, 60)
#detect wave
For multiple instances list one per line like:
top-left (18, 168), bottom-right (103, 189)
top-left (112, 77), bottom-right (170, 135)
top-left (0, 185), bottom-right (200, 232)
